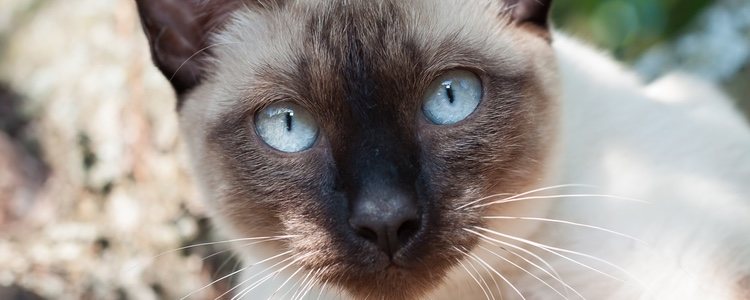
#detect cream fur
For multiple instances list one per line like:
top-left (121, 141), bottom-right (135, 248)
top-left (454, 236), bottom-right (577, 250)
top-left (439, 34), bottom-right (748, 299)
top-left (416, 33), bottom-right (750, 300)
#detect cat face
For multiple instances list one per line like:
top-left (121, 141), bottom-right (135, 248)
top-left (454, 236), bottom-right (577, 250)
top-left (137, 0), bottom-right (558, 298)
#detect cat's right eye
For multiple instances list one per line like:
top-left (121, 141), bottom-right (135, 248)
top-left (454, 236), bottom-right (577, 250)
top-left (254, 101), bottom-right (319, 153)
top-left (423, 70), bottom-right (483, 125)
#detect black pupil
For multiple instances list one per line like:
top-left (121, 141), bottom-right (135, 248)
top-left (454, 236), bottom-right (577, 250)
top-left (285, 112), bottom-right (293, 132)
top-left (445, 83), bottom-right (455, 104)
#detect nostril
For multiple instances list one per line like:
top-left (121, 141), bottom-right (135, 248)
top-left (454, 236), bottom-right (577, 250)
top-left (397, 219), bottom-right (420, 245)
top-left (355, 226), bottom-right (379, 244)
top-left (348, 189), bottom-right (422, 256)
top-left (350, 213), bottom-right (422, 257)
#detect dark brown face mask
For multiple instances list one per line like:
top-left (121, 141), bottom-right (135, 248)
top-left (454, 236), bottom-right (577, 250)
top-left (136, 0), bottom-right (556, 298)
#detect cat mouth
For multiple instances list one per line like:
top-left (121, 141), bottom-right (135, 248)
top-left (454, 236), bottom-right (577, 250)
top-left (318, 242), bottom-right (461, 300)
top-left (329, 263), bottom-right (450, 300)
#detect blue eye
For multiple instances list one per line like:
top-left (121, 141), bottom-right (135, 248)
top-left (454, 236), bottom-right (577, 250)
top-left (255, 101), bottom-right (319, 153)
top-left (423, 70), bottom-right (483, 125)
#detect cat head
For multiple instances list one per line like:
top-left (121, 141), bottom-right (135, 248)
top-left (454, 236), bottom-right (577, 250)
top-left (136, 0), bottom-right (559, 298)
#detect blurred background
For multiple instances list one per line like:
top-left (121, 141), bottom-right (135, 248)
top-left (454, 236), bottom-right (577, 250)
top-left (0, 0), bottom-right (748, 299)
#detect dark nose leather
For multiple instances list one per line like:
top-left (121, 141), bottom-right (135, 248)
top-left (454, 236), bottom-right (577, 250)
top-left (349, 188), bottom-right (421, 257)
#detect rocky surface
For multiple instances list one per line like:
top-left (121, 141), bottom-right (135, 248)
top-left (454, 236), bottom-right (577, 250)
top-left (0, 0), bottom-right (236, 299)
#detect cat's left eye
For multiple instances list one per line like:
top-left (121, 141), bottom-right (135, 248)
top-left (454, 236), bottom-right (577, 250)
top-left (255, 101), bottom-right (319, 153)
top-left (423, 70), bottom-right (483, 125)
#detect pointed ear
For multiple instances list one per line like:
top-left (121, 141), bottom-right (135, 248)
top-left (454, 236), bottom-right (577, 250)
top-left (135, 0), bottom-right (241, 96)
top-left (504, 0), bottom-right (553, 37)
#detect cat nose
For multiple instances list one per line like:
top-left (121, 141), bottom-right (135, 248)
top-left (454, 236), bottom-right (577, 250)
top-left (349, 191), bottom-right (421, 258)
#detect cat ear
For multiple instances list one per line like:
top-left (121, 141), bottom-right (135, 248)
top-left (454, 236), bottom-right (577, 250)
top-left (504, 0), bottom-right (553, 34)
top-left (135, 0), bottom-right (241, 95)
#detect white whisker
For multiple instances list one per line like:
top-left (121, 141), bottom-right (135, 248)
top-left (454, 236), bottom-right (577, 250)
top-left (457, 184), bottom-right (594, 210)
top-left (281, 270), bottom-right (313, 300)
top-left (467, 227), bottom-right (622, 282)
top-left (201, 248), bottom-right (233, 262)
top-left (473, 227), bottom-right (643, 285)
top-left (169, 42), bottom-right (242, 82)
top-left (219, 253), bottom-right (301, 300)
top-left (233, 269), bottom-right (283, 300)
top-left (296, 268), bottom-right (323, 300)
top-left (278, 270), bottom-right (304, 299)
top-left (203, 237), bottom-right (289, 262)
top-left (455, 256), bottom-right (493, 300)
top-left (466, 228), bottom-right (564, 283)
top-left (477, 235), bottom-right (585, 300)
top-left (148, 235), bottom-right (297, 264)
top-left (478, 245), bottom-right (571, 300)
top-left (462, 247), bottom-right (500, 300)
top-left (469, 248), bottom-right (505, 299)
top-left (181, 250), bottom-right (292, 300)
top-left (232, 254), bottom-right (312, 300)
top-left (212, 252), bottom-right (240, 279)
top-left (473, 194), bottom-right (650, 210)
top-left (316, 278), bottom-right (329, 300)
top-left (464, 248), bottom-right (498, 300)
top-left (457, 247), bottom-right (527, 300)
top-left (271, 264), bottom-right (307, 299)
top-left (483, 216), bottom-right (648, 246)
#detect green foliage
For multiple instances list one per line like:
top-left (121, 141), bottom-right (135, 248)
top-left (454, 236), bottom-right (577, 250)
top-left (552, 0), bottom-right (712, 61)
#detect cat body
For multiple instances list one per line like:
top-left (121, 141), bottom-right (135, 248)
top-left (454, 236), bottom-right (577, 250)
top-left (135, 0), bottom-right (750, 299)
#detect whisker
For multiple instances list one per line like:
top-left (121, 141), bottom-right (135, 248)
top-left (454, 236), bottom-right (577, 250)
top-left (274, 267), bottom-right (312, 299)
top-left (316, 278), bottom-right (329, 300)
top-left (218, 253), bottom-right (300, 300)
top-left (201, 248), bottom-right (233, 262)
top-left (457, 184), bottom-right (594, 210)
top-left (457, 247), bottom-right (527, 300)
top-left (468, 248), bottom-right (505, 299)
top-left (270, 263), bottom-right (307, 299)
top-left (477, 235), bottom-right (585, 300)
top-left (124, 236), bottom-right (295, 279)
top-left (483, 216), bottom-right (648, 246)
top-left (465, 248), bottom-right (498, 300)
top-left (149, 235), bottom-right (297, 263)
top-left (286, 270), bottom-right (313, 300)
top-left (232, 254), bottom-right (312, 300)
top-left (180, 250), bottom-right (293, 300)
top-left (472, 227), bottom-right (643, 285)
top-left (470, 253), bottom-right (527, 300)
top-left (295, 268), bottom-right (323, 300)
top-left (457, 193), bottom-right (514, 211)
top-left (232, 268), bottom-right (285, 300)
top-left (212, 250), bottom-right (241, 279)
top-left (168, 42), bottom-right (242, 82)
top-left (472, 193), bottom-right (650, 210)
top-left (293, 270), bottom-right (316, 300)
top-left (203, 237), bottom-right (289, 263)
top-left (500, 3), bottom-right (519, 14)
top-left (455, 256), bottom-right (493, 300)
top-left (236, 272), bottom-right (283, 300)
top-left (466, 228), bottom-right (564, 283)
top-left (461, 247), bottom-right (499, 300)
top-left (467, 228), bottom-right (622, 282)
top-left (478, 245), bottom-right (571, 300)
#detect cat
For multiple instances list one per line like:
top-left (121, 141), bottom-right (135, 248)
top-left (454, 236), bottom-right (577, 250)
top-left (135, 0), bottom-right (750, 299)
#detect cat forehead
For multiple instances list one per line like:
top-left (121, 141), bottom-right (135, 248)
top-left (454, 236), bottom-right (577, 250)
top-left (198, 0), bottom-right (529, 108)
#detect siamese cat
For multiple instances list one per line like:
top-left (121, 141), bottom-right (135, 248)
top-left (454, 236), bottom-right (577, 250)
top-left (135, 0), bottom-right (750, 299)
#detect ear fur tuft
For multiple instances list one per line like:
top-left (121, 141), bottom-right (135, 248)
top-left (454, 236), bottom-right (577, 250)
top-left (135, 0), bottom-right (241, 100)
top-left (504, 0), bottom-right (553, 39)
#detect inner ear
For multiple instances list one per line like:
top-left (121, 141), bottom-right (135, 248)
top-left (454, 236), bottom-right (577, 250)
top-left (135, 0), bottom-right (242, 97)
top-left (504, 0), bottom-right (553, 36)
